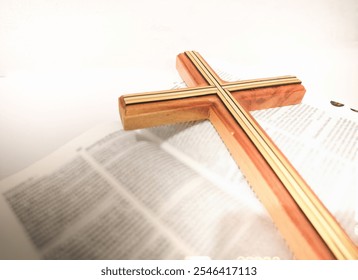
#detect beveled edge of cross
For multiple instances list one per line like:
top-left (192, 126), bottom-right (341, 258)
top-left (123, 51), bottom-right (302, 105)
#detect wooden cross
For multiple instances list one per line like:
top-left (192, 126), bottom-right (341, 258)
top-left (119, 51), bottom-right (357, 259)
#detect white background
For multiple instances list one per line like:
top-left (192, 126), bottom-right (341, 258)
top-left (0, 0), bottom-right (357, 179)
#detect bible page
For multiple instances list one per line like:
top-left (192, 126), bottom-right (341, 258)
top-left (0, 121), bottom-right (292, 260)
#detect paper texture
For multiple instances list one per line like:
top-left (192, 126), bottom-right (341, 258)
top-left (0, 100), bottom-right (357, 259)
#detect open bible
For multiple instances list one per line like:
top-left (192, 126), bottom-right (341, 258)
top-left (0, 93), bottom-right (357, 259)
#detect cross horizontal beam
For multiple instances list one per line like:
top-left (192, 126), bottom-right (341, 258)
top-left (123, 76), bottom-right (302, 105)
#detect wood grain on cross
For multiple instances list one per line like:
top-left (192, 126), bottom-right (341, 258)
top-left (119, 51), bottom-right (357, 260)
